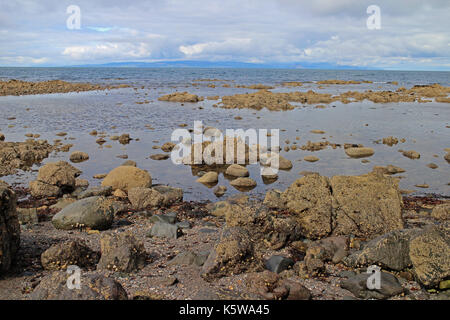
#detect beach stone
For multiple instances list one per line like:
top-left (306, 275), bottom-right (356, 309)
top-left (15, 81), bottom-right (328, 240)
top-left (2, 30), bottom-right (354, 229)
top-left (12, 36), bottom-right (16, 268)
top-left (196, 171), bottom-right (218, 184)
top-left (265, 255), bottom-right (294, 274)
top-left (409, 225), bottom-right (450, 287)
top-left (149, 212), bottom-right (177, 224)
top-left (149, 222), bottom-right (182, 239)
top-left (207, 200), bottom-right (232, 217)
top-left (102, 166), bottom-right (151, 191)
top-left (41, 240), bottom-right (99, 271)
top-left (340, 272), bottom-right (404, 299)
top-left (176, 221), bottom-right (192, 230)
top-left (51, 196), bottom-right (115, 230)
top-left (97, 231), bottom-right (146, 272)
top-left (118, 134), bottom-right (131, 144)
top-left (69, 151), bottom-right (89, 163)
top-left (213, 185), bottom-right (227, 197)
top-left (304, 155), bottom-right (319, 162)
top-left (121, 160), bottom-right (136, 167)
top-left (431, 203), bottom-right (450, 220)
top-left (278, 155), bottom-right (293, 170)
top-left (78, 186), bottom-right (112, 199)
top-left (152, 185), bottom-right (183, 205)
top-left (128, 187), bottom-right (164, 210)
top-left (150, 153), bottom-right (169, 160)
top-left (345, 147), bottom-right (375, 158)
top-left (36, 161), bottom-right (81, 187)
top-left (161, 142), bottom-right (176, 152)
top-left (29, 271), bottom-right (128, 300)
top-left (225, 164), bottom-right (249, 177)
top-left (0, 186), bottom-right (20, 274)
top-left (29, 180), bottom-right (61, 198)
top-left (230, 177), bottom-right (257, 188)
top-left (283, 280), bottom-right (311, 300)
top-left (402, 150), bottom-right (420, 159)
top-left (167, 251), bottom-right (209, 267)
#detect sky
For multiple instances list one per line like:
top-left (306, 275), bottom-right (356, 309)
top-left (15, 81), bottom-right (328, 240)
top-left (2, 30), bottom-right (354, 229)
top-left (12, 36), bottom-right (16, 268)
top-left (0, 0), bottom-right (449, 70)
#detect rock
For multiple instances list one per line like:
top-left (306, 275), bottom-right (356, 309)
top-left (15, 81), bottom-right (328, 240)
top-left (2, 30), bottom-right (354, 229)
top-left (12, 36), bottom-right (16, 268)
top-left (310, 130), bottom-right (325, 134)
top-left (196, 171), bottom-right (218, 184)
top-left (97, 232), bottom-right (146, 272)
top-left (445, 152), bottom-right (450, 163)
top-left (78, 186), bottom-right (112, 199)
top-left (304, 155), bottom-right (319, 162)
top-left (265, 255), bottom-right (294, 274)
top-left (51, 196), bottom-right (115, 230)
top-left (158, 91), bottom-right (202, 102)
top-left (121, 160), bottom-right (136, 167)
top-left (343, 229), bottom-right (420, 271)
top-left (75, 178), bottom-right (89, 188)
top-left (29, 180), bottom-right (61, 198)
top-left (41, 240), bottom-right (99, 271)
top-left (113, 189), bottom-right (127, 198)
top-left (409, 225), bottom-right (450, 287)
top-left (282, 280), bottom-right (311, 300)
top-left (330, 173), bottom-right (404, 238)
top-left (281, 174), bottom-right (333, 239)
top-left (150, 154), bottom-right (169, 160)
top-left (278, 155), bottom-right (293, 170)
top-left (373, 165), bottom-right (405, 175)
top-left (230, 177), bottom-right (257, 189)
top-left (17, 207), bottom-right (38, 225)
top-left (213, 185), bottom-right (227, 197)
top-left (345, 147), bottom-right (375, 158)
top-left (128, 187), bottom-right (164, 210)
top-left (161, 142), bottom-right (176, 152)
top-left (263, 189), bottom-right (284, 208)
top-left (431, 203), bottom-right (449, 220)
top-left (149, 222), bottom-right (182, 239)
top-left (118, 134), bottom-right (131, 144)
top-left (0, 186), bottom-right (20, 274)
top-left (93, 173), bottom-right (107, 179)
top-left (101, 166), bottom-right (151, 191)
top-left (427, 163), bottom-right (438, 169)
top-left (207, 200), bottom-right (232, 217)
top-left (29, 271), bottom-right (128, 300)
top-left (340, 272), bottom-right (404, 299)
top-left (69, 151), bottom-right (89, 163)
top-left (149, 212), bottom-right (177, 224)
top-left (439, 280), bottom-right (450, 290)
top-left (0, 133), bottom-right (4, 141)
top-left (167, 251), bottom-right (209, 267)
top-left (35, 161), bottom-right (81, 187)
top-left (402, 150), bottom-right (420, 159)
top-left (152, 185), bottom-right (183, 205)
top-left (49, 198), bottom-right (76, 211)
top-left (202, 227), bottom-right (257, 281)
top-left (225, 164), bottom-right (249, 177)
top-left (382, 136), bottom-right (398, 146)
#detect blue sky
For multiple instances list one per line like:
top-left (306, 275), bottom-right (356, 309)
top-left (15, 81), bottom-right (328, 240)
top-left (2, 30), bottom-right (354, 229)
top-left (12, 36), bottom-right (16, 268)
top-left (0, 0), bottom-right (449, 70)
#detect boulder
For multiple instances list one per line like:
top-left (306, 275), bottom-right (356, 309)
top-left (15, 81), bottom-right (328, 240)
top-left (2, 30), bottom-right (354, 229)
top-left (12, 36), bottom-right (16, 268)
top-left (340, 272), bottom-right (404, 299)
top-left (149, 222), bottom-right (182, 239)
top-left (230, 177), bottom-right (257, 189)
top-left (431, 203), bottom-right (449, 220)
top-left (167, 251), bottom-right (209, 267)
top-left (41, 240), bottom-right (99, 271)
top-left (97, 232), bottom-right (147, 272)
top-left (402, 150), bottom-right (420, 159)
top-left (0, 186), bottom-right (20, 274)
top-left (152, 185), bottom-right (183, 205)
top-left (101, 166), bottom-right (151, 191)
top-left (345, 147), bottom-right (375, 158)
top-left (36, 161), bottom-right (81, 187)
top-left (409, 225), bottom-right (450, 287)
top-left (51, 196), bottom-right (115, 230)
top-left (69, 151), bottom-right (89, 163)
top-left (265, 255), bottom-right (294, 274)
top-left (161, 142), bottom-right (176, 152)
top-left (29, 272), bottom-right (128, 300)
top-left (128, 187), bottom-right (164, 210)
top-left (225, 164), bottom-right (249, 177)
top-left (196, 171), bottom-right (218, 184)
top-left (29, 180), bottom-right (61, 198)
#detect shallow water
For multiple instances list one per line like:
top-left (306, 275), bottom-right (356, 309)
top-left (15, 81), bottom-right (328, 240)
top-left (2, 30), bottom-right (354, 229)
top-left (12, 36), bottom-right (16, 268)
top-left (0, 68), bottom-right (449, 200)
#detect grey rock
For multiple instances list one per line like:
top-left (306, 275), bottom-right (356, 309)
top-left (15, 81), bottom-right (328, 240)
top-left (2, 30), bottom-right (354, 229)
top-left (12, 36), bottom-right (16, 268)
top-left (148, 222), bottom-right (182, 239)
top-left (167, 251), bottom-right (209, 267)
top-left (340, 271), bottom-right (404, 299)
top-left (176, 221), bottom-right (192, 230)
top-left (265, 255), bottom-right (294, 274)
top-left (149, 211), bottom-right (177, 224)
top-left (51, 196), bottom-right (115, 230)
top-left (77, 186), bottom-right (112, 199)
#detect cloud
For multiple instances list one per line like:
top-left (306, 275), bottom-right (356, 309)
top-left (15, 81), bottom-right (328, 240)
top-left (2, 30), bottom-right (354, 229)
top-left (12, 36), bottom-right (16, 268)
top-left (63, 42), bottom-right (151, 60)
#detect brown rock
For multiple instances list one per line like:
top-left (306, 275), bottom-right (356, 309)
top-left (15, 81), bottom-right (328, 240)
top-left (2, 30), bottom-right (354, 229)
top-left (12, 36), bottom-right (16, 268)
top-left (101, 166), bottom-right (151, 191)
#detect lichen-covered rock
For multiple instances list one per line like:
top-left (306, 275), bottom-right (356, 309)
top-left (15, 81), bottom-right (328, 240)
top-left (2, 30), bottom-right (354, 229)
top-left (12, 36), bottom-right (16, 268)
top-left (128, 187), bottom-right (164, 210)
top-left (41, 240), bottom-right (99, 271)
top-left (330, 173), bottom-right (404, 238)
top-left (97, 232), bottom-right (147, 272)
top-left (36, 161), bottom-right (81, 187)
top-left (29, 180), bottom-right (61, 198)
top-left (281, 174), bottom-right (333, 239)
top-left (152, 185), bottom-right (183, 205)
top-left (69, 151), bottom-right (89, 163)
top-left (0, 185), bottom-right (20, 274)
top-left (431, 203), bottom-right (450, 220)
top-left (101, 166), bottom-right (151, 191)
top-left (51, 196), bottom-right (115, 230)
top-left (29, 271), bottom-right (128, 300)
top-left (409, 224), bottom-right (450, 287)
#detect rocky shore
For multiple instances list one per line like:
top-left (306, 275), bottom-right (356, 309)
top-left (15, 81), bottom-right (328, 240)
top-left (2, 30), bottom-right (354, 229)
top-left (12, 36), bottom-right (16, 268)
top-left (0, 152), bottom-right (448, 300)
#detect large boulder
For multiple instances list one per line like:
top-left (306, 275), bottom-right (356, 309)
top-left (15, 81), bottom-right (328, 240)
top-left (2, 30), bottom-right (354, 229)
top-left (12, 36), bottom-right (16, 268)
top-left (128, 187), bottom-right (164, 210)
top-left (0, 185), bottom-right (20, 274)
top-left (29, 161), bottom-right (81, 197)
top-left (29, 271), bottom-right (128, 300)
top-left (330, 173), bottom-right (404, 238)
top-left (409, 224), bottom-right (450, 287)
top-left (281, 174), bottom-right (333, 239)
top-left (97, 232), bottom-right (147, 272)
top-left (41, 240), bottom-right (99, 271)
top-left (101, 166), bottom-right (151, 191)
top-left (51, 196), bottom-right (115, 230)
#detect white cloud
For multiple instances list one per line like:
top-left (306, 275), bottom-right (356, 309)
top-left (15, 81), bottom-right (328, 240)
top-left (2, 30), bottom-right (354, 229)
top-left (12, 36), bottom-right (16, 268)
top-left (62, 42), bottom-right (151, 60)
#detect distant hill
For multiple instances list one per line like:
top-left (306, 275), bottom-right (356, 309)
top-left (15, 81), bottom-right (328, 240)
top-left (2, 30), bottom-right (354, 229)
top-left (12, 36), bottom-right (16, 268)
top-left (69, 60), bottom-right (370, 70)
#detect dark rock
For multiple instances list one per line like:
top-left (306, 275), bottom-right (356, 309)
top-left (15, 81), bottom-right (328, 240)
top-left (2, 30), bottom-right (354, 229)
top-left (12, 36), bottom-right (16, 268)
top-left (265, 255), bottom-right (294, 274)
top-left (340, 271), bottom-right (404, 299)
top-left (0, 186), bottom-right (19, 274)
top-left (41, 240), bottom-right (99, 271)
